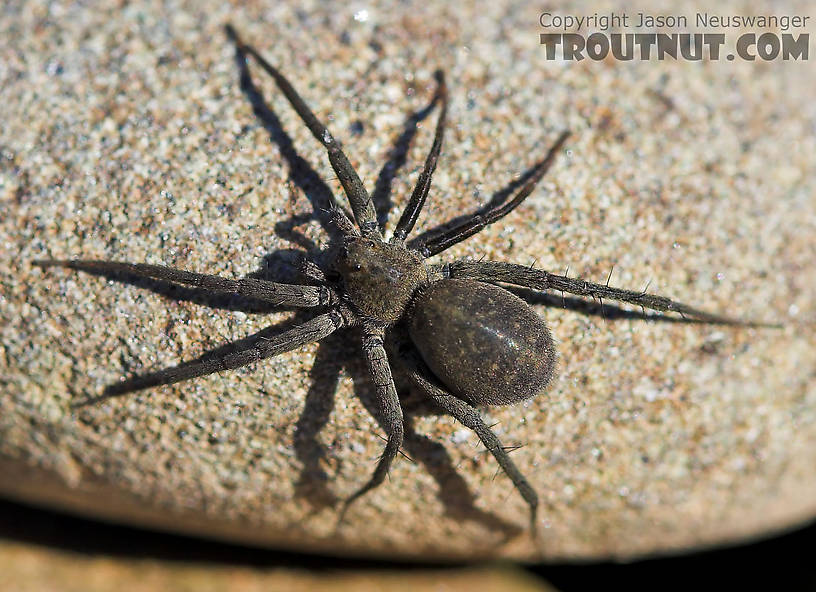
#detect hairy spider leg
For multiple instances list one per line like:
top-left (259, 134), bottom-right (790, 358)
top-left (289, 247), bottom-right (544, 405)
top-left (32, 260), bottom-right (347, 401)
top-left (411, 130), bottom-right (570, 257)
top-left (339, 326), bottom-right (405, 519)
top-left (32, 260), bottom-right (336, 307)
top-left (95, 310), bottom-right (346, 400)
top-left (447, 260), bottom-right (780, 327)
top-left (391, 70), bottom-right (448, 244)
top-left (405, 357), bottom-right (539, 534)
top-left (225, 24), bottom-right (379, 238)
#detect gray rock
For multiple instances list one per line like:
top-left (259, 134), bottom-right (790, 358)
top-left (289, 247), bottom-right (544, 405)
top-left (2, 0), bottom-right (814, 560)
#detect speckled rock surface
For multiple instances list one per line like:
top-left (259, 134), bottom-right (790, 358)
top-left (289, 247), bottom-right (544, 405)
top-left (2, 0), bottom-right (814, 560)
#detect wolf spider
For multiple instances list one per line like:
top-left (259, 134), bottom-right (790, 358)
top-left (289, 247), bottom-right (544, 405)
top-left (34, 25), bottom-right (756, 533)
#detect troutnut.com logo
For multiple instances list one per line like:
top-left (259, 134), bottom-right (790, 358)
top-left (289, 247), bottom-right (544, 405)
top-left (539, 12), bottom-right (810, 61)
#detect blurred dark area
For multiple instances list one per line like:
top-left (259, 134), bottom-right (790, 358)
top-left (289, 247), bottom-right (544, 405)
top-left (0, 497), bottom-right (814, 591)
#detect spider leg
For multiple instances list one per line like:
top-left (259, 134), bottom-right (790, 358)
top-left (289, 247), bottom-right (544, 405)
top-left (391, 71), bottom-right (448, 244)
top-left (225, 25), bottom-right (379, 238)
top-left (86, 310), bottom-right (346, 401)
top-left (298, 257), bottom-right (328, 284)
top-left (447, 260), bottom-right (779, 326)
top-left (340, 327), bottom-right (404, 519)
top-left (33, 260), bottom-right (336, 307)
top-left (411, 131), bottom-right (570, 257)
top-left (406, 358), bottom-right (539, 533)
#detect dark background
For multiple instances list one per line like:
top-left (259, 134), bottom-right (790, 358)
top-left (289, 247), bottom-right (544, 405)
top-left (1, 497), bottom-right (813, 591)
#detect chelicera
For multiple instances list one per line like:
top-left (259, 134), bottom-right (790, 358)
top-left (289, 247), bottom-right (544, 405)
top-left (34, 26), bottom-right (757, 533)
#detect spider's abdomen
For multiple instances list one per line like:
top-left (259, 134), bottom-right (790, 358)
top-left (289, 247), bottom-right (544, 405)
top-left (408, 279), bottom-right (556, 406)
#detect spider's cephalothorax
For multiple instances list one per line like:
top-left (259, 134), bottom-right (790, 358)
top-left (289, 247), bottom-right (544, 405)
top-left (335, 236), bottom-right (428, 324)
top-left (34, 25), bottom-right (762, 535)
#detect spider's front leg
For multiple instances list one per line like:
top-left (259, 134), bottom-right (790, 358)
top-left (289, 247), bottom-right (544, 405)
top-left (225, 24), bottom-right (378, 238)
top-left (340, 325), bottom-right (405, 518)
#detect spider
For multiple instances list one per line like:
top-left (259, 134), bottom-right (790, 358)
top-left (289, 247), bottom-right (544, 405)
top-left (34, 25), bottom-right (757, 534)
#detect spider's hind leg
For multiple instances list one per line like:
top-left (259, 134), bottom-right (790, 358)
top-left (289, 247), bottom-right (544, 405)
top-left (447, 260), bottom-right (779, 327)
top-left (339, 327), bottom-right (405, 521)
top-left (406, 356), bottom-right (539, 535)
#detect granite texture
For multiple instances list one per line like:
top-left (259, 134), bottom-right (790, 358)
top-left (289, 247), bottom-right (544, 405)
top-left (1, 0), bottom-right (814, 560)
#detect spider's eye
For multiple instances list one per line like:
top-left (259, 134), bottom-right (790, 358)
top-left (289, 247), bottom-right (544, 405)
top-left (355, 264), bottom-right (362, 271)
